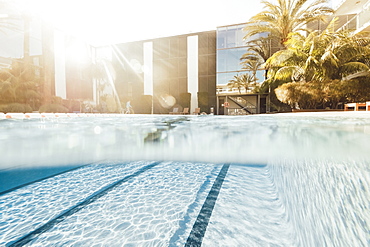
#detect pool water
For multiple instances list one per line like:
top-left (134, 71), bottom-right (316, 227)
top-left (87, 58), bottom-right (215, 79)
top-left (0, 113), bottom-right (369, 246)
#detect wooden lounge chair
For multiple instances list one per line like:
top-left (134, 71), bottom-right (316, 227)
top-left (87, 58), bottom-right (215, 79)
top-left (344, 103), bottom-right (366, 111)
top-left (193, 108), bottom-right (200, 115)
top-left (170, 108), bottom-right (179, 114)
top-left (181, 108), bottom-right (189, 115)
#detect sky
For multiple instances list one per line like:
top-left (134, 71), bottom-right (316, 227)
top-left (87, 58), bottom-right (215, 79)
top-left (13, 0), bottom-right (264, 46)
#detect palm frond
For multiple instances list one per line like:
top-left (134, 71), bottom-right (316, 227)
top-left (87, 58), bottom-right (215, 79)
top-left (248, 12), bottom-right (278, 23)
top-left (321, 50), bottom-right (339, 68)
top-left (291, 0), bottom-right (309, 17)
top-left (275, 66), bottom-right (303, 81)
top-left (265, 49), bottom-right (297, 68)
top-left (340, 62), bottom-right (370, 80)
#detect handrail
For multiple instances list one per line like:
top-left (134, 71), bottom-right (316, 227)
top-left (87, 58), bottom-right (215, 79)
top-left (228, 96), bottom-right (254, 114)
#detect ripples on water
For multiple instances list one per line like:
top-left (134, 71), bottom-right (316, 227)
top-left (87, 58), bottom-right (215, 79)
top-left (0, 112), bottom-right (369, 246)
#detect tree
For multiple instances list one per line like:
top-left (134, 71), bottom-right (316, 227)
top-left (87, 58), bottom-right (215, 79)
top-left (227, 73), bottom-right (258, 94)
top-left (244, 0), bottom-right (333, 46)
top-left (241, 58), bottom-right (262, 81)
top-left (266, 21), bottom-right (370, 83)
top-left (243, 36), bottom-right (274, 63)
top-left (0, 60), bottom-right (43, 109)
top-left (241, 36), bottom-right (276, 85)
top-left (266, 21), bottom-right (370, 109)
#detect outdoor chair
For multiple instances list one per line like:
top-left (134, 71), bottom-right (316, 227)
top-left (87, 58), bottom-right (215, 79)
top-left (193, 108), bottom-right (200, 115)
top-left (169, 108), bottom-right (179, 114)
top-left (181, 108), bottom-right (189, 115)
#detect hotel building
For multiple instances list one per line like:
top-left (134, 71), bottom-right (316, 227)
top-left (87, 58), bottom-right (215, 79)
top-left (0, 0), bottom-right (368, 114)
top-left (108, 31), bottom-right (216, 114)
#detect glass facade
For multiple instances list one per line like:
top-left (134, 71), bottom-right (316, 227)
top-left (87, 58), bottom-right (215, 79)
top-left (112, 31), bottom-right (217, 114)
top-left (216, 23), bottom-right (266, 85)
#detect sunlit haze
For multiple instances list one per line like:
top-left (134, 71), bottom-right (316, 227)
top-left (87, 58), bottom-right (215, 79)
top-left (13, 0), bottom-right (263, 46)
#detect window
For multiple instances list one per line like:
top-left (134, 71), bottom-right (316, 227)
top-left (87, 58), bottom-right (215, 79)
top-left (226, 48), bottom-right (247, 71)
top-left (217, 27), bottom-right (227, 49)
top-left (217, 49), bottom-right (227, 72)
top-left (226, 28), bottom-right (236, 48)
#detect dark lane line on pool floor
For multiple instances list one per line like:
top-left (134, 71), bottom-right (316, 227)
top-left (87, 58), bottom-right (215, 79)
top-left (7, 161), bottom-right (161, 247)
top-left (0, 164), bottom-right (90, 196)
top-left (185, 163), bottom-right (230, 247)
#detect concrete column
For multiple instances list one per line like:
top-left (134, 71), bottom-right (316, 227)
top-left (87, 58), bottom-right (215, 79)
top-left (187, 35), bottom-right (198, 113)
top-left (143, 42), bottom-right (153, 96)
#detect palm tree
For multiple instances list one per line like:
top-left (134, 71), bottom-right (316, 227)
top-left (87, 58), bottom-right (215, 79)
top-left (244, 0), bottom-right (333, 46)
top-left (242, 36), bottom-right (275, 62)
top-left (266, 21), bottom-right (370, 109)
top-left (266, 20), bottom-right (370, 83)
top-left (241, 57), bottom-right (262, 80)
top-left (227, 73), bottom-right (258, 93)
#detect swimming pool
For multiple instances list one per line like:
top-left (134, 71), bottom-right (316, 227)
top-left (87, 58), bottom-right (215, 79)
top-left (1, 112), bottom-right (369, 246)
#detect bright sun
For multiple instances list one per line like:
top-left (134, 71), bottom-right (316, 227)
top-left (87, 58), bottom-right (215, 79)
top-left (12, 0), bottom-right (263, 46)
top-left (14, 0), bottom-right (136, 46)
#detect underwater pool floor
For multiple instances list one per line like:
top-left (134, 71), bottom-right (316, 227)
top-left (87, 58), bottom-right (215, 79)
top-left (1, 113), bottom-right (370, 246)
top-left (2, 161), bottom-right (279, 246)
top-left (1, 160), bottom-right (369, 247)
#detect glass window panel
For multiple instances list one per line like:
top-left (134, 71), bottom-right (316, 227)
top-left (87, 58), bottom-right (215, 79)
top-left (226, 48), bottom-right (247, 71)
top-left (217, 73), bottom-right (227, 85)
top-left (226, 49), bottom-right (239, 71)
top-left (225, 72), bottom-right (239, 83)
top-left (217, 49), bottom-right (227, 72)
top-left (236, 26), bottom-right (246, 47)
top-left (217, 27), bottom-right (227, 49)
top-left (217, 72), bottom-right (241, 85)
top-left (226, 28), bottom-right (236, 48)
top-left (256, 70), bottom-right (265, 83)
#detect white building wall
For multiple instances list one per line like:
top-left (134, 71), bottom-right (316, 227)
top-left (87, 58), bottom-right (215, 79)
top-left (187, 35), bottom-right (198, 113)
top-left (143, 42), bottom-right (153, 96)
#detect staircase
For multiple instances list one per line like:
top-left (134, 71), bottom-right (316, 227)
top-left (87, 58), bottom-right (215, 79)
top-left (228, 96), bottom-right (256, 114)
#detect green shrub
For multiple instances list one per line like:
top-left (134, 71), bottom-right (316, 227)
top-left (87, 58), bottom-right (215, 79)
top-left (0, 103), bottom-right (32, 113)
top-left (197, 92), bottom-right (209, 113)
top-left (63, 99), bottom-right (81, 112)
top-left (39, 104), bottom-right (69, 113)
top-left (179, 92), bottom-right (191, 108)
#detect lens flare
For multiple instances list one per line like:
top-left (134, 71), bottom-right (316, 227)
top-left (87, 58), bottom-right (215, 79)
top-left (158, 94), bottom-right (176, 109)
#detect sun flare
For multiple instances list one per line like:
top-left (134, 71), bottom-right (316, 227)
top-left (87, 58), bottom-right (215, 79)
top-left (14, 0), bottom-right (138, 45)
top-left (11, 0), bottom-right (263, 46)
